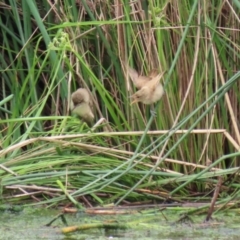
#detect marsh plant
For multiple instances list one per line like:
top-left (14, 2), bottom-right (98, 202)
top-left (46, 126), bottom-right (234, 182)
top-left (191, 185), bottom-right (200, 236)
top-left (0, 1), bottom-right (240, 209)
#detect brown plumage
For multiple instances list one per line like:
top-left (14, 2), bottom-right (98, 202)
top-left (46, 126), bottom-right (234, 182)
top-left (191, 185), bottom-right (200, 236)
top-left (71, 88), bottom-right (94, 125)
top-left (127, 66), bottom-right (164, 105)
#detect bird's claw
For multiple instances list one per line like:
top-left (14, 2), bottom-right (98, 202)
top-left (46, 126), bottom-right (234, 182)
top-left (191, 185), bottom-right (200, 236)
top-left (150, 109), bottom-right (157, 117)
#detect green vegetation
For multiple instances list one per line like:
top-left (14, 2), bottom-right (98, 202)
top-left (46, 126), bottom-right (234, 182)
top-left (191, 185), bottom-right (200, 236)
top-left (0, 0), bottom-right (240, 211)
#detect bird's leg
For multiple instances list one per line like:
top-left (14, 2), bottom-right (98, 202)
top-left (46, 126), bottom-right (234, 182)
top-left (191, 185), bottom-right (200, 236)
top-left (150, 104), bottom-right (157, 117)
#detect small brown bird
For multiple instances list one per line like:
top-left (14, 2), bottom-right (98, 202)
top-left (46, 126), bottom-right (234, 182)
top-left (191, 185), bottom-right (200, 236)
top-left (71, 88), bottom-right (94, 125)
top-left (127, 66), bottom-right (164, 105)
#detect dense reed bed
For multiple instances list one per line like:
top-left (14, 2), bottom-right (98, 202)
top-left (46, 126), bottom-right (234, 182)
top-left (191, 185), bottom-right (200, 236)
top-left (0, 1), bottom-right (240, 210)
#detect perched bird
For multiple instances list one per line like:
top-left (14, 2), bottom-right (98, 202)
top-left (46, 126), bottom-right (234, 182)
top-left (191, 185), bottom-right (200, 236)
top-left (127, 66), bottom-right (165, 105)
top-left (71, 88), bottom-right (94, 125)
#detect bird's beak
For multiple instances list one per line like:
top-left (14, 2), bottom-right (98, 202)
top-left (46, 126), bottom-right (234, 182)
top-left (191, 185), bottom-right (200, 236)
top-left (130, 98), bottom-right (138, 105)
